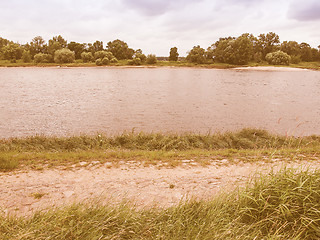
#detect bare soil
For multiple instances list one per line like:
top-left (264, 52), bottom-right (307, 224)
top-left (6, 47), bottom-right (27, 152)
top-left (1, 159), bottom-right (320, 217)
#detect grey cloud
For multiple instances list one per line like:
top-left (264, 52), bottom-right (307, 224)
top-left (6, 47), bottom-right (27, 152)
top-left (121, 0), bottom-right (199, 16)
top-left (288, 0), bottom-right (320, 21)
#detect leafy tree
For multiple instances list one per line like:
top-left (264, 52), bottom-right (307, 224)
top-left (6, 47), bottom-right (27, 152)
top-left (68, 41), bottom-right (85, 59)
top-left (134, 49), bottom-right (147, 62)
top-left (146, 54), bottom-right (157, 64)
top-left (186, 45), bottom-right (206, 64)
top-left (54, 48), bottom-right (75, 64)
top-left (81, 52), bottom-right (94, 62)
top-left (213, 34), bottom-right (253, 65)
top-left (2, 43), bottom-right (23, 60)
top-left (299, 43), bottom-right (312, 62)
top-left (169, 47), bottom-right (179, 61)
top-left (107, 39), bottom-right (134, 60)
top-left (30, 36), bottom-right (46, 56)
top-left (256, 32), bottom-right (280, 58)
top-left (266, 51), bottom-right (290, 65)
top-left (34, 53), bottom-right (53, 63)
top-left (22, 50), bottom-right (32, 62)
top-left (280, 41), bottom-right (300, 56)
top-left (94, 51), bottom-right (114, 60)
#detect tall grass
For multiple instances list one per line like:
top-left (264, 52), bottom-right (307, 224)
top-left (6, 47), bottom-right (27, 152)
top-left (1, 168), bottom-right (320, 239)
top-left (1, 128), bottom-right (319, 152)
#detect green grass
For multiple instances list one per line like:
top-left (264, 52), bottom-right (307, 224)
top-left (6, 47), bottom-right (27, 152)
top-left (1, 59), bottom-right (319, 70)
top-left (1, 168), bottom-right (320, 239)
top-left (1, 128), bottom-right (320, 171)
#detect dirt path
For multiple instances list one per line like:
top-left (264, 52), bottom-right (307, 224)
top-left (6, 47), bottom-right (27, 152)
top-left (1, 160), bottom-right (320, 217)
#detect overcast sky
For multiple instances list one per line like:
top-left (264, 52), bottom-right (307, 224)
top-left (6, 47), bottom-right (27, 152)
top-left (1, 0), bottom-right (320, 56)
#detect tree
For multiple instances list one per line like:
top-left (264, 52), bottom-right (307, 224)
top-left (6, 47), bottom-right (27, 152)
top-left (2, 43), bottom-right (23, 60)
top-left (81, 52), bottom-right (94, 62)
top-left (30, 36), bottom-right (46, 56)
top-left (54, 48), bottom-right (75, 63)
top-left (67, 41), bottom-right (85, 59)
top-left (266, 51), bottom-right (290, 65)
top-left (256, 32), bottom-right (280, 58)
top-left (299, 43), bottom-right (312, 62)
top-left (134, 49), bottom-right (147, 62)
top-left (186, 45), bottom-right (206, 64)
top-left (280, 41), bottom-right (300, 56)
top-left (213, 34), bottom-right (253, 65)
top-left (22, 50), bottom-right (32, 62)
top-left (34, 53), bottom-right (53, 63)
top-left (169, 47), bottom-right (179, 61)
top-left (106, 39), bottom-right (134, 60)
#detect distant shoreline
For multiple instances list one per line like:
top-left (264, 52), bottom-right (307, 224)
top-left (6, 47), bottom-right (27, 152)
top-left (0, 64), bottom-right (318, 71)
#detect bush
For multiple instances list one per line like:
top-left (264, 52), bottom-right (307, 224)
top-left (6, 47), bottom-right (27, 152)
top-left (34, 53), bottom-right (53, 63)
top-left (94, 51), bottom-right (114, 60)
top-left (81, 52), bottom-right (94, 63)
top-left (146, 54), bottom-right (157, 64)
top-left (54, 48), bottom-right (75, 64)
top-left (266, 50), bottom-right (291, 65)
top-left (95, 58), bottom-right (103, 66)
top-left (110, 57), bottom-right (118, 63)
top-left (135, 53), bottom-right (146, 62)
top-left (102, 57), bottom-right (110, 65)
top-left (186, 45), bottom-right (206, 64)
top-left (128, 57), bottom-right (141, 65)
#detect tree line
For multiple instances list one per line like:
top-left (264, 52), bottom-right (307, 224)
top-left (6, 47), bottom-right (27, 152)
top-left (0, 32), bottom-right (319, 66)
top-left (185, 32), bottom-right (320, 65)
top-left (0, 36), bottom-right (157, 65)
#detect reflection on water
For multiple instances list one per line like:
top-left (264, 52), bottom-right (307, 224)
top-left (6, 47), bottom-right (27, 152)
top-left (0, 67), bottom-right (320, 138)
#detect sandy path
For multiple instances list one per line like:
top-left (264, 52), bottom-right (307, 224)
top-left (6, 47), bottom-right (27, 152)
top-left (1, 160), bottom-right (320, 217)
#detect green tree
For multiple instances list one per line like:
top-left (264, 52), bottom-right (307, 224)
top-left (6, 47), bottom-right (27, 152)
top-left (256, 32), bottom-right (280, 58)
top-left (169, 47), bottom-right (179, 61)
top-left (280, 41), bottom-right (300, 56)
top-left (2, 43), bottom-right (23, 60)
top-left (213, 34), bottom-right (253, 65)
top-left (186, 45), bottom-right (206, 64)
top-left (68, 41), bottom-right (85, 59)
top-left (81, 52), bottom-right (94, 62)
top-left (29, 36), bottom-right (46, 57)
top-left (299, 43), bottom-right (312, 62)
top-left (34, 53), bottom-right (53, 63)
top-left (54, 48), bottom-right (75, 64)
top-left (266, 50), bottom-right (290, 65)
top-left (107, 39), bottom-right (134, 60)
top-left (134, 49), bottom-right (147, 62)
top-left (22, 50), bottom-right (32, 62)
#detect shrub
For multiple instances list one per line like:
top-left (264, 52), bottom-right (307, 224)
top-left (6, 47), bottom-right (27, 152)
top-left (81, 52), bottom-right (94, 63)
top-left (34, 53), bottom-right (53, 63)
top-left (266, 50), bottom-right (291, 65)
top-left (95, 58), bottom-right (103, 66)
top-left (146, 54), bottom-right (157, 64)
top-left (135, 53), bottom-right (147, 62)
top-left (94, 51), bottom-right (114, 60)
top-left (102, 57), bottom-right (110, 65)
top-left (186, 45), bottom-right (206, 64)
top-left (110, 57), bottom-right (118, 63)
top-left (54, 48), bottom-right (75, 64)
top-left (22, 50), bottom-right (31, 63)
top-left (128, 57), bottom-right (141, 65)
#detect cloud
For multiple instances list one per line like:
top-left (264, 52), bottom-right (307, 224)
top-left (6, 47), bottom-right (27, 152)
top-left (288, 0), bottom-right (320, 21)
top-left (120, 0), bottom-right (200, 16)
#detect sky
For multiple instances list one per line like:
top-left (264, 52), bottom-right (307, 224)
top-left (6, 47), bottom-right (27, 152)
top-left (1, 0), bottom-right (320, 56)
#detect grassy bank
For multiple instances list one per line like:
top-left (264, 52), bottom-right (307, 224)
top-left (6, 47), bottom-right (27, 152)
top-left (0, 59), bottom-right (319, 70)
top-left (1, 129), bottom-right (320, 171)
top-left (1, 168), bottom-right (320, 239)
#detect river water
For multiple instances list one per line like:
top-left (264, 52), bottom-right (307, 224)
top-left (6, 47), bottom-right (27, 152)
top-left (1, 67), bottom-right (319, 138)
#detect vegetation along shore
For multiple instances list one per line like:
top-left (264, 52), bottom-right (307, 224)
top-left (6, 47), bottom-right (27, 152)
top-left (1, 129), bottom-right (320, 239)
top-left (1, 32), bottom-right (320, 70)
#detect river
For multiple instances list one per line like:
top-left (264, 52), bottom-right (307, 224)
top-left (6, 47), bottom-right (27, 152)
top-left (1, 67), bottom-right (319, 138)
